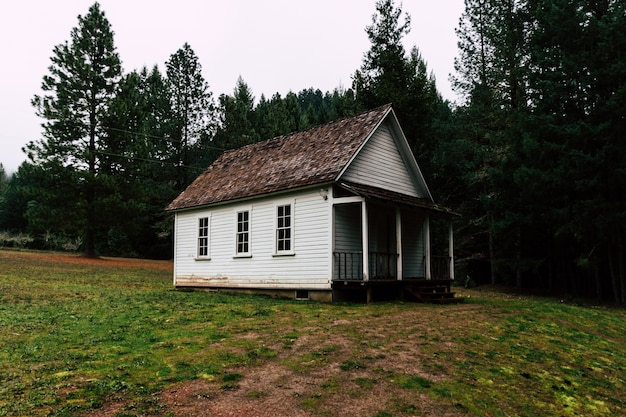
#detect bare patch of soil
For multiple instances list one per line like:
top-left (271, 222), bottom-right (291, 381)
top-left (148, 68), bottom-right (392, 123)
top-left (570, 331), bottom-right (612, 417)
top-left (8, 250), bottom-right (173, 271)
top-left (92, 304), bottom-right (480, 416)
top-left (155, 361), bottom-right (467, 417)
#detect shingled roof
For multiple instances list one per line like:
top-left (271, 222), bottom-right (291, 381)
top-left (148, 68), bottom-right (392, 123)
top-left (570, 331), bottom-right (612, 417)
top-left (166, 104), bottom-right (393, 211)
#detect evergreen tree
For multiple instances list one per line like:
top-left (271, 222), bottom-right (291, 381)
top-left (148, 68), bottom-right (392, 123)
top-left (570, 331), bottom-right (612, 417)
top-left (353, 0), bottom-right (443, 172)
top-left (100, 66), bottom-right (176, 257)
top-left (166, 43), bottom-right (216, 190)
top-left (525, 0), bottom-right (626, 300)
top-left (453, 0), bottom-right (528, 108)
top-left (103, 66), bottom-right (173, 179)
top-left (28, 2), bottom-right (122, 257)
top-left (254, 92), bottom-right (299, 139)
top-left (0, 164), bottom-right (7, 196)
top-left (215, 76), bottom-right (259, 149)
top-left (0, 163), bottom-right (10, 230)
top-left (451, 0), bottom-right (626, 301)
top-left (296, 87), bottom-right (357, 129)
top-left (0, 161), bottom-right (82, 244)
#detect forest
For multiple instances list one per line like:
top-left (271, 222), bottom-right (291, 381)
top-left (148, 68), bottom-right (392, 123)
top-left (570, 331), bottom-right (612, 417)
top-left (0, 0), bottom-right (624, 303)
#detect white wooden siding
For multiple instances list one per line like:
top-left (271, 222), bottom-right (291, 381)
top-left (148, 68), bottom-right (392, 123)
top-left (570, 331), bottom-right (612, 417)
top-left (174, 188), bottom-right (331, 290)
top-left (401, 210), bottom-right (425, 278)
top-left (333, 204), bottom-right (361, 252)
top-left (341, 123), bottom-right (420, 198)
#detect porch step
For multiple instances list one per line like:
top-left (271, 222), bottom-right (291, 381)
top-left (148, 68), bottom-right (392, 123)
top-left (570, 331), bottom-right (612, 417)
top-left (404, 285), bottom-right (464, 304)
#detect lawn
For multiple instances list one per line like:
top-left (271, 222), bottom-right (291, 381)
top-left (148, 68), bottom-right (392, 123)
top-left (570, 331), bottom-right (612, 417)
top-left (0, 249), bottom-right (625, 416)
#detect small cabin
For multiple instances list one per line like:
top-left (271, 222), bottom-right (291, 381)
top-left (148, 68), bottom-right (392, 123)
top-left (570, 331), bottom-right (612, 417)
top-left (166, 104), bottom-right (457, 302)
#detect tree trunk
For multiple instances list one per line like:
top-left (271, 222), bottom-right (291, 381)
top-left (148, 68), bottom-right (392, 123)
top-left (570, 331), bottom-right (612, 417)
top-left (84, 184), bottom-right (96, 258)
top-left (84, 96), bottom-right (97, 258)
top-left (488, 217), bottom-right (497, 284)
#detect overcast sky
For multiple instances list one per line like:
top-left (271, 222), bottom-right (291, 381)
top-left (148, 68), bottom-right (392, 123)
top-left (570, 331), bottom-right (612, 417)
top-left (0, 0), bottom-right (464, 174)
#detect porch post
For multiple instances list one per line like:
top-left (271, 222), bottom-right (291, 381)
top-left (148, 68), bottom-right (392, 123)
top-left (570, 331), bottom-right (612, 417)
top-left (362, 201), bottom-right (369, 281)
top-left (449, 221), bottom-right (455, 280)
top-left (396, 207), bottom-right (402, 280)
top-left (424, 215), bottom-right (431, 280)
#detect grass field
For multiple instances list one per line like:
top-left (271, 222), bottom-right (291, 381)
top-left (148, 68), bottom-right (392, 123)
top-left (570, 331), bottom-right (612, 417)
top-left (1, 249), bottom-right (625, 416)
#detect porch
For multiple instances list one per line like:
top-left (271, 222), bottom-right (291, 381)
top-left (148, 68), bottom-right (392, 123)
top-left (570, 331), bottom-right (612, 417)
top-left (331, 183), bottom-right (458, 303)
top-left (332, 191), bottom-right (455, 282)
top-left (331, 252), bottom-right (460, 303)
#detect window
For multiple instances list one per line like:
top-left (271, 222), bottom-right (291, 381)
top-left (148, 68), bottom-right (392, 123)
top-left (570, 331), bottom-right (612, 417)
top-left (197, 216), bottom-right (210, 258)
top-left (236, 210), bottom-right (250, 255)
top-left (276, 204), bottom-right (292, 253)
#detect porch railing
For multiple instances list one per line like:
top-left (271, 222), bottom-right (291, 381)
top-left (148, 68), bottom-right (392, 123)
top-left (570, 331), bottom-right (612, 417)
top-left (370, 252), bottom-right (399, 280)
top-left (333, 251), bottom-right (363, 280)
top-left (431, 256), bottom-right (451, 279)
top-left (333, 251), bottom-right (398, 281)
top-left (333, 252), bottom-right (451, 281)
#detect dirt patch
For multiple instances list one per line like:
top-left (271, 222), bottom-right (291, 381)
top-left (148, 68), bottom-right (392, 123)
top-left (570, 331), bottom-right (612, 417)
top-left (91, 304), bottom-right (479, 416)
top-left (155, 361), bottom-right (469, 417)
top-left (6, 250), bottom-right (173, 271)
top-left (48, 254), bottom-right (173, 271)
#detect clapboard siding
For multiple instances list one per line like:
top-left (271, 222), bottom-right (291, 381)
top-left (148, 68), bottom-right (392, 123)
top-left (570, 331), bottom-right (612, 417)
top-left (341, 123), bottom-right (419, 198)
top-left (334, 204), bottom-right (361, 252)
top-left (174, 188), bottom-right (331, 289)
top-left (401, 210), bottom-right (425, 278)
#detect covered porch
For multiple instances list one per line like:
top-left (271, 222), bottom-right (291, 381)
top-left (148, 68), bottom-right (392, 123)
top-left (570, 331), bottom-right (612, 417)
top-left (331, 183), bottom-right (457, 302)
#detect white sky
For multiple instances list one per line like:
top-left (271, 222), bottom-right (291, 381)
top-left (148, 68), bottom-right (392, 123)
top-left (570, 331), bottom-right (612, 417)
top-left (0, 0), bottom-right (464, 174)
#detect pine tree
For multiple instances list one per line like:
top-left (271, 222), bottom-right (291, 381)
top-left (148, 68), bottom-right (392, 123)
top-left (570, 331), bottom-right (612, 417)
top-left (166, 43), bottom-right (216, 190)
top-left (353, 0), bottom-right (442, 169)
top-left (215, 76), bottom-right (259, 149)
top-left (453, 0), bottom-right (528, 108)
top-left (526, 0), bottom-right (626, 301)
top-left (28, 2), bottom-right (122, 257)
top-left (100, 66), bottom-right (176, 258)
top-left (0, 164), bottom-right (7, 195)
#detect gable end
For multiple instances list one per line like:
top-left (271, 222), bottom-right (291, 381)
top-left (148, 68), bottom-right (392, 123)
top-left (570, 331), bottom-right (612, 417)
top-left (338, 110), bottom-right (432, 201)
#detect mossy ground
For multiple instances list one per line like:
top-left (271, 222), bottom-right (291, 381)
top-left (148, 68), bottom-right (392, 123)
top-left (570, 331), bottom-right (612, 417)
top-left (1, 250), bottom-right (625, 416)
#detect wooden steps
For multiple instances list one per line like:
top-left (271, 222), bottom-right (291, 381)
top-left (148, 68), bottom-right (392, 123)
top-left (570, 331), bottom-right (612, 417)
top-left (404, 282), bottom-right (464, 304)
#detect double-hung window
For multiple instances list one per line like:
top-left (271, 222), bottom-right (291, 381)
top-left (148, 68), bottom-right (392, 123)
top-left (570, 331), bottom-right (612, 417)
top-left (197, 216), bottom-right (210, 258)
top-left (236, 210), bottom-right (250, 256)
top-left (276, 204), bottom-right (293, 254)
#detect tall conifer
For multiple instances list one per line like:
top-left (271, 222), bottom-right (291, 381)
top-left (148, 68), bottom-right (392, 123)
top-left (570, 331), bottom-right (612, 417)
top-left (29, 2), bottom-right (121, 257)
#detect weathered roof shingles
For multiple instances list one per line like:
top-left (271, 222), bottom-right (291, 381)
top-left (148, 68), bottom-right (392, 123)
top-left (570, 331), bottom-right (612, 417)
top-left (167, 104), bottom-right (392, 211)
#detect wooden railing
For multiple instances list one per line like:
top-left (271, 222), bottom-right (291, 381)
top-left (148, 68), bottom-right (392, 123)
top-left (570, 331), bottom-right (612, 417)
top-left (333, 251), bottom-right (398, 281)
top-left (370, 252), bottom-right (399, 280)
top-left (333, 251), bottom-right (363, 280)
top-left (333, 252), bottom-right (451, 281)
top-left (431, 256), bottom-right (451, 279)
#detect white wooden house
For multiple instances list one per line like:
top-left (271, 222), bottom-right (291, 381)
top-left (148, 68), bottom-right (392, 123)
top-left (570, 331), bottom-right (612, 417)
top-left (166, 104), bottom-right (457, 302)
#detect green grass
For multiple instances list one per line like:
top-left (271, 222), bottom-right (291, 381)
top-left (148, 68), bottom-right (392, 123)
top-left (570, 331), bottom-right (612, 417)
top-left (1, 249), bottom-right (625, 416)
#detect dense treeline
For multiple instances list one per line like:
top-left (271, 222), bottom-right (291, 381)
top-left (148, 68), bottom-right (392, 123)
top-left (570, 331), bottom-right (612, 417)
top-left (447, 0), bottom-right (626, 303)
top-left (0, 0), bottom-right (624, 303)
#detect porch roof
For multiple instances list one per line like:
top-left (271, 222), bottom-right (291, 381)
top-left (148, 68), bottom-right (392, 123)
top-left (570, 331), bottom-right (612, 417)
top-left (338, 181), bottom-right (457, 216)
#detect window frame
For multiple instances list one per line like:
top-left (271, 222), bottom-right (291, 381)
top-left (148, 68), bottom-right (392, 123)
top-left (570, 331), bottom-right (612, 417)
top-left (196, 215), bottom-right (211, 260)
top-left (234, 208), bottom-right (252, 257)
top-left (274, 201), bottom-right (295, 256)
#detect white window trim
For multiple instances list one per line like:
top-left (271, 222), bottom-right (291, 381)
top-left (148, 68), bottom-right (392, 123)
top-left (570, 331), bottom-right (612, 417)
top-left (273, 199), bottom-right (295, 256)
top-left (195, 214), bottom-right (211, 260)
top-left (234, 207), bottom-right (252, 258)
